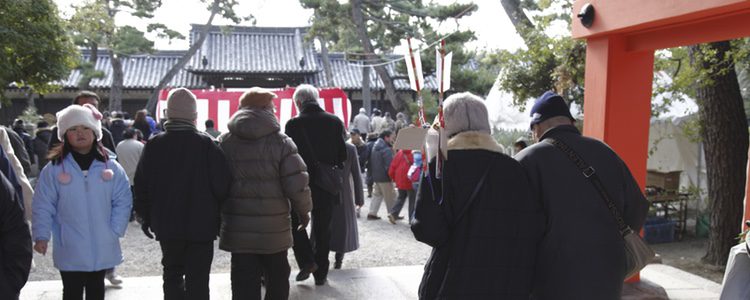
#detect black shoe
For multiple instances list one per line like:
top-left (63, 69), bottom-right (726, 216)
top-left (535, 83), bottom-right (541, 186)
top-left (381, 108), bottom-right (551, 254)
top-left (315, 278), bottom-right (327, 286)
top-left (295, 263), bottom-right (318, 281)
top-left (334, 261), bottom-right (342, 269)
top-left (366, 214), bottom-right (381, 220)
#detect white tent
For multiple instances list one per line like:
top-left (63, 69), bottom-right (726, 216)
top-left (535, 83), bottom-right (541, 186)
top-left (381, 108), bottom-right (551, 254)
top-left (647, 116), bottom-right (707, 204)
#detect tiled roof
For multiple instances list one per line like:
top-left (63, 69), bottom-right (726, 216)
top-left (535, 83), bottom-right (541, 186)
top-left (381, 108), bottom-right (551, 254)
top-left (314, 53), bottom-right (437, 91)
top-left (187, 25), bottom-right (319, 74)
top-left (59, 50), bottom-right (206, 89)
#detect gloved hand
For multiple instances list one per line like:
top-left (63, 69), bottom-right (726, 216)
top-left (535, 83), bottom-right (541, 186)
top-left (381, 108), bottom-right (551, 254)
top-left (141, 223), bottom-right (154, 239)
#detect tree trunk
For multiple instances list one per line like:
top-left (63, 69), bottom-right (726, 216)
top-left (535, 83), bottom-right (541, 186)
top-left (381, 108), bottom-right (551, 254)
top-left (78, 42), bottom-right (99, 90)
top-left (319, 36), bottom-right (334, 86)
top-left (144, 0), bottom-right (220, 114)
top-left (499, 0), bottom-right (534, 44)
top-left (351, 0), bottom-right (405, 112)
top-left (362, 65), bottom-right (372, 114)
top-left (109, 48), bottom-right (124, 112)
top-left (689, 41), bottom-right (748, 266)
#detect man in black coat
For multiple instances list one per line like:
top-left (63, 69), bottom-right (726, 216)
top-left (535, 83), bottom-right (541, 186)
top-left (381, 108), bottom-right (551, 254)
top-left (0, 149), bottom-right (32, 300)
top-left (284, 84), bottom-right (347, 286)
top-left (134, 88), bottom-right (232, 299)
top-left (514, 92), bottom-right (649, 300)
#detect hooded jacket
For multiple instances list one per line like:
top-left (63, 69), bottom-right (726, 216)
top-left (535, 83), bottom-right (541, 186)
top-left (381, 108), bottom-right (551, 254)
top-left (219, 108), bottom-right (312, 254)
top-left (32, 155), bottom-right (131, 272)
top-left (389, 150), bottom-right (413, 190)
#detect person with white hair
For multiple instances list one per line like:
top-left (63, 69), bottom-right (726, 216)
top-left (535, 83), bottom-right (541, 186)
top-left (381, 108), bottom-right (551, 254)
top-left (411, 92), bottom-right (545, 299)
top-left (350, 108), bottom-right (371, 139)
top-left (284, 84), bottom-right (347, 285)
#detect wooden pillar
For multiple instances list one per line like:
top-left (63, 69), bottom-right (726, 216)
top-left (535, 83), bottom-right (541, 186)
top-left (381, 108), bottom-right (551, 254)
top-left (582, 35), bottom-right (655, 282)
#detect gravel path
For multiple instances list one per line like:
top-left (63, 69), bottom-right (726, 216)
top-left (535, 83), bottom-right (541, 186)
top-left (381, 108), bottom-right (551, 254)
top-left (28, 193), bottom-right (432, 281)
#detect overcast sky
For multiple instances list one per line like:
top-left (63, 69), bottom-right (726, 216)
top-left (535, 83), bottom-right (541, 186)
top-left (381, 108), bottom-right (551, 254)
top-left (53, 0), bottom-right (525, 52)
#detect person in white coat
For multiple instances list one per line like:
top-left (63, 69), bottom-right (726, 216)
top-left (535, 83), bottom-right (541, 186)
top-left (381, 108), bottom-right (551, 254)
top-left (0, 128), bottom-right (33, 222)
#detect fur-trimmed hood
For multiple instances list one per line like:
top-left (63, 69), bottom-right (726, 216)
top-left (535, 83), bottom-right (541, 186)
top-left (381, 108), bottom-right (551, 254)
top-left (447, 131), bottom-right (504, 154)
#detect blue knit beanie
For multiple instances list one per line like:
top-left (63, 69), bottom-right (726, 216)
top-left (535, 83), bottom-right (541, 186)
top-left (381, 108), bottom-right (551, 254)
top-left (529, 91), bottom-right (574, 129)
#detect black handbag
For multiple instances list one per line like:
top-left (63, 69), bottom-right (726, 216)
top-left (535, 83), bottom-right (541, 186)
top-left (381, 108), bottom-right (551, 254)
top-left (411, 161), bottom-right (491, 248)
top-left (545, 137), bottom-right (655, 278)
top-left (301, 128), bottom-right (343, 195)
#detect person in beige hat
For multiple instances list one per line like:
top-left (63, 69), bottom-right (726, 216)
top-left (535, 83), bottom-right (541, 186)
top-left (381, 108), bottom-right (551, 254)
top-left (218, 87), bottom-right (312, 299)
top-left (134, 88), bottom-right (232, 299)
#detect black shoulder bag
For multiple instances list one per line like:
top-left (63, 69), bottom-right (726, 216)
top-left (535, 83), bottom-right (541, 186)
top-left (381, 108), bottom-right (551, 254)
top-left (301, 128), bottom-right (343, 195)
top-left (411, 162), bottom-right (492, 248)
top-left (545, 137), bottom-right (655, 278)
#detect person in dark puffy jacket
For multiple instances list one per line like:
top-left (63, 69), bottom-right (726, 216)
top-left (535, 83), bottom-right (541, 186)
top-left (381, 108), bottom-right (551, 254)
top-left (218, 88), bottom-right (312, 299)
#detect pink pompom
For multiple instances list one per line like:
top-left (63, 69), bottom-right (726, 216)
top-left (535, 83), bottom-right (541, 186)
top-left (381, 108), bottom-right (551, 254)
top-left (101, 169), bottom-right (114, 181)
top-left (57, 172), bottom-right (72, 184)
top-left (83, 103), bottom-right (103, 121)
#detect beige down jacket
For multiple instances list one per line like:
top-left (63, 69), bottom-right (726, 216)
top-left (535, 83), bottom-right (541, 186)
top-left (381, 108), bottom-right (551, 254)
top-left (218, 107), bottom-right (312, 254)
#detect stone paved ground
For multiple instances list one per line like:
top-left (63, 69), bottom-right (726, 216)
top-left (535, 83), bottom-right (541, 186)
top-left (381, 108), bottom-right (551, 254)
top-left (29, 192), bottom-right (432, 281)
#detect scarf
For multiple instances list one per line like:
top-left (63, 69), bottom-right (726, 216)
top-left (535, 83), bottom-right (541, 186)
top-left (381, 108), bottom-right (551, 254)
top-left (164, 119), bottom-right (196, 132)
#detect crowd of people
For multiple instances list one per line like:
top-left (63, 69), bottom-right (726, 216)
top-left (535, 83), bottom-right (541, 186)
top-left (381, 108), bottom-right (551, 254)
top-left (0, 84), bottom-right (651, 300)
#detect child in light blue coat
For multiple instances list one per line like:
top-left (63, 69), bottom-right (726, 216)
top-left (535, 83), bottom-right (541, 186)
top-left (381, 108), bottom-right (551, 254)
top-left (32, 104), bottom-right (132, 300)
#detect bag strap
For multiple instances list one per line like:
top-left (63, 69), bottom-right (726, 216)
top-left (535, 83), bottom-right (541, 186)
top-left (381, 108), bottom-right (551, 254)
top-left (544, 137), bottom-right (633, 237)
top-left (450, 163), bottom-right (492, 228)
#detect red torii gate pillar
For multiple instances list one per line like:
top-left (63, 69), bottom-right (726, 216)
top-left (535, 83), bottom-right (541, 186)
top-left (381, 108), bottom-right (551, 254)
top-left (572, 0), bottom-right (750, 282)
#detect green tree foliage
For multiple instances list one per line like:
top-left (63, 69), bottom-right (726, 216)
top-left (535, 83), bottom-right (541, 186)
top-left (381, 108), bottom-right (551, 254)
top-left (494, 0), bottom-right (585, 108)
top-left (67, 0), bottom-right (167, 111)
top-left (0, 0), bottom-right (77, 97)
top-left (300, 0), bottom-right (480, 112)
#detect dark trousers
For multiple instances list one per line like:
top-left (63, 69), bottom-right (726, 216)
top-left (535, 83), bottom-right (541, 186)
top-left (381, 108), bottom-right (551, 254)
top-left (291, 210), bottom-right (315, 270)
top-left (290, 185), bottom-right (335, 281)
top-left (159, 240), bottom-right (214, 300)
top-left (391, 189), bottom-right (416, 221)
top-left (231, 251), bottom-right (290, 300)
top-left (60, 270), bottom-right (106, 300)
top-left (311, 204), bottom-right (333, 280)
top-left (335, 252), bottom-right (344, 263)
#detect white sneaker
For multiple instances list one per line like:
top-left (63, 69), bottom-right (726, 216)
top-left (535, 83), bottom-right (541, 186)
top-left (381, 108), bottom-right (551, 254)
top-left (105, 272), bottom-right (123, 285)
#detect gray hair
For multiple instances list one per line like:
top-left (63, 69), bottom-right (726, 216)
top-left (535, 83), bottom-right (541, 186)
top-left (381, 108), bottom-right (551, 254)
top-left (293, 84), bottom-right (320, 108)
top-left (443, 92), bottom-right (491, 138)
